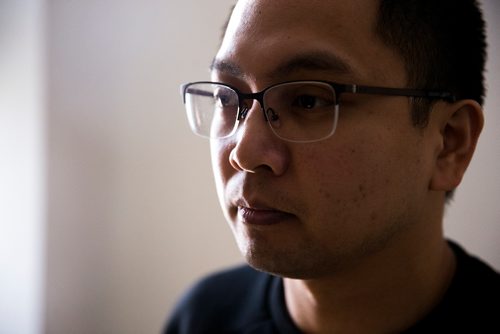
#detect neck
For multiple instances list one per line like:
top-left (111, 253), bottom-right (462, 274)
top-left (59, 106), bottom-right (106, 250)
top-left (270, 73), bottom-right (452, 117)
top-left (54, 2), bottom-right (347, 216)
top-left (284, 226), bottom-right (456, 333)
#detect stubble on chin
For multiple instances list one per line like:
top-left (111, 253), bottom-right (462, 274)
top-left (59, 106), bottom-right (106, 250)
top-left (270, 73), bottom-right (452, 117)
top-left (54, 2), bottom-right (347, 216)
top-left (236, 219), bottom-right (409, 280)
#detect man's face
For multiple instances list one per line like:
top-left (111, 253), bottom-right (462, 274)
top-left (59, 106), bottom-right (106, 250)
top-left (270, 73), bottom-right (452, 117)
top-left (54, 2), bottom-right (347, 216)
top-left (210, 0), bottom-right (438, 279)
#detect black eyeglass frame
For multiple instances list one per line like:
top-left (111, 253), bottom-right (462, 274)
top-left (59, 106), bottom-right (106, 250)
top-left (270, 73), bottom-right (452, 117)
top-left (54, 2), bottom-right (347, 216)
top-left (181, 79), bottom-right (456, 109)
top-left (180, 80), bottom-right (456, 141)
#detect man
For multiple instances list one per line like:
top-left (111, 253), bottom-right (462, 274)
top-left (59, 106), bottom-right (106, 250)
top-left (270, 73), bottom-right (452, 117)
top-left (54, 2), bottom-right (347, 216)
top-left (166, 0), bottom-right (500, 332)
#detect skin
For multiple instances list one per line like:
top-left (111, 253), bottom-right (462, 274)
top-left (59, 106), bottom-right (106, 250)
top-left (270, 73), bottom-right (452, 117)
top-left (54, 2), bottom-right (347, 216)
top-left (209, 0), bottom-right (484, 332)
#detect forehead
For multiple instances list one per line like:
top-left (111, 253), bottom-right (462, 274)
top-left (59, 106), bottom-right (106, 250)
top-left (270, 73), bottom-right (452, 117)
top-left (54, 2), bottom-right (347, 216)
top-left (227, 0), bottom-right (377, 35)
top-left (214, 0), bottom-right (406, 87)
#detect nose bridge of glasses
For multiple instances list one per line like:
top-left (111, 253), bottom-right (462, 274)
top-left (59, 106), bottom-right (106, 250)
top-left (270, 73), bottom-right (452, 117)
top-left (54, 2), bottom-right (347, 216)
top-left (238, 91), bottom-right (268, 121)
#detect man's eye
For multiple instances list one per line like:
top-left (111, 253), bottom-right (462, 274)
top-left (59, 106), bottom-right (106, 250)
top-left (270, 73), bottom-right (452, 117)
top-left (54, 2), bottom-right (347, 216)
top-left (296, 95), bottom-right (318, 108)
top-left (293, 95), bottom-right (332, 109)
top-left (215, 92), bottom-right (238, 108)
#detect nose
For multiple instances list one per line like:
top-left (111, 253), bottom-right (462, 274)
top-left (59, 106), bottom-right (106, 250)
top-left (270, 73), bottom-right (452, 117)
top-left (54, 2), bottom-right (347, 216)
top-left (229, 101), bottom-right (290, 175)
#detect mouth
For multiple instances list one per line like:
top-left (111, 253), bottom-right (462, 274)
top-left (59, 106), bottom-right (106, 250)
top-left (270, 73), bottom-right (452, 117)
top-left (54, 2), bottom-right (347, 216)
top-left (236, 202), bottom-right (296, 226)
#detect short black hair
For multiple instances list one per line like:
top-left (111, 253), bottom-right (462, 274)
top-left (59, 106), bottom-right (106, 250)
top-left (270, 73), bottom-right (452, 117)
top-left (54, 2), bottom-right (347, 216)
top-left (376, 0), bottom-right (487, 126)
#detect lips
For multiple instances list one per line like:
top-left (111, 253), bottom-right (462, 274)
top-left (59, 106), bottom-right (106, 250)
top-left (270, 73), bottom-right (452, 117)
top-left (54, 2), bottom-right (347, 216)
top-left (236, 200), bottom-right (296, 226)
top-left (227, 174), bottom-right (297, 226)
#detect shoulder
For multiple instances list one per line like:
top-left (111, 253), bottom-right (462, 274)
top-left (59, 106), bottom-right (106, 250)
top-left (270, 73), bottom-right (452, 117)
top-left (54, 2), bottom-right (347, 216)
top-left (409, 241), bottom-right (500, 332)
top-left (164, 265), bottom-right (276, 334)
top-left (449, 240), bottom-right (500, 296)
top-left (449, 241), bottom-right (500, 315)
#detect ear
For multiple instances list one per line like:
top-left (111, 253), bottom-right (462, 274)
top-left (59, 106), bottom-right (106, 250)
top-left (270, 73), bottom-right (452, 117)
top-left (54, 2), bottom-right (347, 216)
top-left (430, 100), bottom-right (484, 192)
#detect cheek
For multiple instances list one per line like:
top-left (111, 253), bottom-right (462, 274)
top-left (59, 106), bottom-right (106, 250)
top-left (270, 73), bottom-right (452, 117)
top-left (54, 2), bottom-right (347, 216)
top-left (298, 144), bottom-right (374, 198)
top-left (296, 135), bottom-right (424, 223)
top-left (293, 145), bottom-right (361, 222)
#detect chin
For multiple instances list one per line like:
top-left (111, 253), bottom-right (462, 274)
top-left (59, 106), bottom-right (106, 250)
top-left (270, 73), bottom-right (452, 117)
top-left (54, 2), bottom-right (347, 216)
top-left (240, 241), bottom-right (338, 279)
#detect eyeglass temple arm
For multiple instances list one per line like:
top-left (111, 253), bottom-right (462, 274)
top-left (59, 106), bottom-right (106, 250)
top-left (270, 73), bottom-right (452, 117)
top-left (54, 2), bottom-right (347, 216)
top-left (180, 85), bottom-right (214, 103)
top-left (347, 84), bottom-right (456, 102)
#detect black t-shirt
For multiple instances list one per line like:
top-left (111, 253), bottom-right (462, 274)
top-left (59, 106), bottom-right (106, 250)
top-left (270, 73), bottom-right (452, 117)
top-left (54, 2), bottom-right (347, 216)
top-left (164, 241), bottom-right (500, 333)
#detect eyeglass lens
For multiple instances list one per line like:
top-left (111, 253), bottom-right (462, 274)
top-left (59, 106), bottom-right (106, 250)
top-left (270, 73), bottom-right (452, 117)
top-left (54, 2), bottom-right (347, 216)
top-left (185, 82), bottom-right (339, 142)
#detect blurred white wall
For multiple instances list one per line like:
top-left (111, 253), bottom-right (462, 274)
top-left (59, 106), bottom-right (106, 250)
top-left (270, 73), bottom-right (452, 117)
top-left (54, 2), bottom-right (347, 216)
top-left (45, 1), bottom-right (238, 334)
top-left (0, 1), bottom-right (45, 333)
top-left (1, 1), bottom-right (498, 334)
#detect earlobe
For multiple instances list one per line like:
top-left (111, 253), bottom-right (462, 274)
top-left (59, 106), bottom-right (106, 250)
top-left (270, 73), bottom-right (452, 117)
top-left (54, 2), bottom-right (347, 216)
top-left (430, 100), bottom-right (484, 192)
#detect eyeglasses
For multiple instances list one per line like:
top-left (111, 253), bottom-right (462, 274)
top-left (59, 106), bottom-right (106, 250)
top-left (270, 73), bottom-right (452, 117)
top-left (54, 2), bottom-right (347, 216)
top-left (180, 80), bottom-right (455, 143)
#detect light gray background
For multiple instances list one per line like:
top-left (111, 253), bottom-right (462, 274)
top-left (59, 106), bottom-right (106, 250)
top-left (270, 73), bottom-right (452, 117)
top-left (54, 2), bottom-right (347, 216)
top-left (1, 1), bottom-right (498, 333)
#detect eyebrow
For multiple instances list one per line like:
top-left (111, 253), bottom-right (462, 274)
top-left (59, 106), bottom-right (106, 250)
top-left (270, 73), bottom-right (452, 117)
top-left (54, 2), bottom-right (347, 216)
top-left (210, 50), bottom-right (354, 80)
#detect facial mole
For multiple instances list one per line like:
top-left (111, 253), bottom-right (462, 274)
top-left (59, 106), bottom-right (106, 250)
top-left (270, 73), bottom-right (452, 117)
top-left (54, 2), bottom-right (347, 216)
top-left (319, 187), bottom-right (332, 199)
top-left (358, 184), bottom-right (367, 199)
